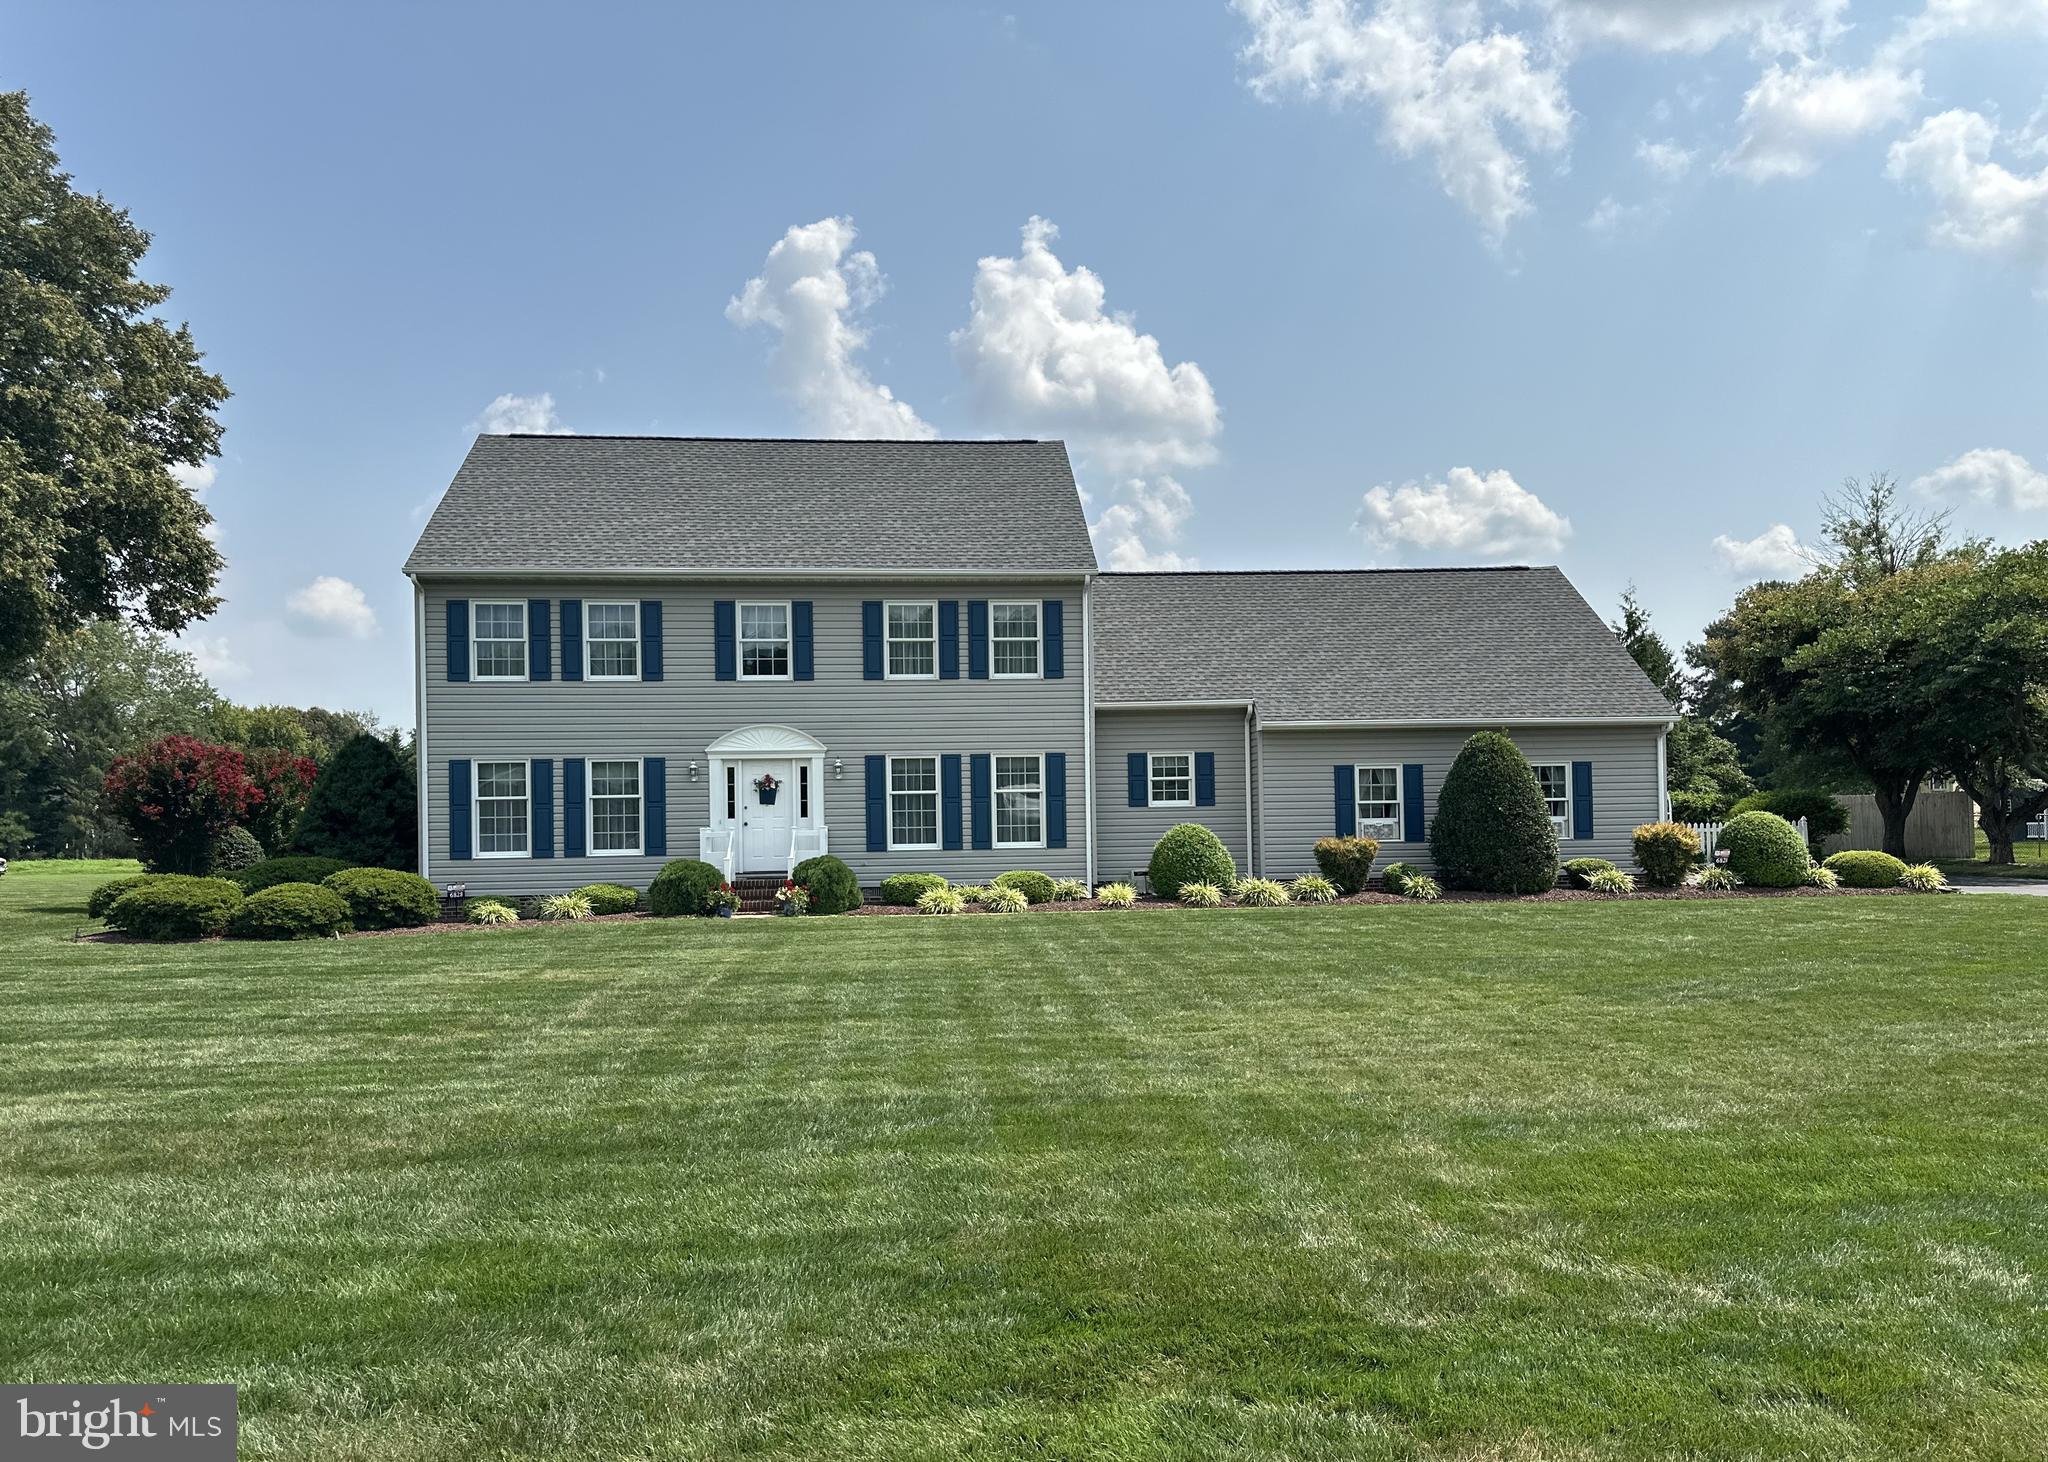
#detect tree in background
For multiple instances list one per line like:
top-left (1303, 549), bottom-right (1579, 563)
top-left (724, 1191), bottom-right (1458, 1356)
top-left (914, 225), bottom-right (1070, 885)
top-left (102, 734), bottom-right (257, 874)
top-left (1665, 718), bottom-right (1753, 822)
top-left (0, 92), bottom-right (228, 670)
top-left (289, 734), bottom-right (417, 870)
top-left (214, 703), bottom-right (385, 765)
top-left (1612, 585), bottom-right (1680, 702)
top-left (242, 748), bottom-right (319, 854)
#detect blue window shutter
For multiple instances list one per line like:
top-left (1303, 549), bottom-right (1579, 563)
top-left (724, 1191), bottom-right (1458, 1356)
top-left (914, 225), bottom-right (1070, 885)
top-left (1127, 752), bottom-right (1148, 808)
top-left (1046, 753), bottom-right (1068, 848)
top-left (967, 601), bottom-right (989, 679)
top-left (640, 601), bottom-right (664, 682)
top-left (713, 600), bottom-right (736, 681)
top-left (970, 754), bottom-right (992, 850)
top-left (1195, 752), bottom-right (1216, 807)
top-left (861, 601), bottom-right (882, 680)
top-left (1334, 765), bottom-right (1357, 837)
top-left (1402, 764), bottom-right (1425, 843)
top-left (792, 601), bottom-right (814, 681)
top-left (1043, 599), bottom-right (1065, 679)
top-left (865, 755), bottom-right (887, 852)
top-left (448, 759), bottom-right (472, 859)
top-left (938, 601), bottom-right (960, 680)
top-left (530, 758), bottom-right (555, 858)
top-left (446, 600), bottom-right (470, 683)
top-left (559, 600), bottom-right (583, 681)
top-left (941, 755), bottom-right (964, 851)
top-left (645, 757), bottom-right (667, 855)
top-left (528, 599), bottom-right (551, 681)
top-left (1572, 761), bottom-right (1595, 841)
top-left (563, 758), bottom-right (586, 857)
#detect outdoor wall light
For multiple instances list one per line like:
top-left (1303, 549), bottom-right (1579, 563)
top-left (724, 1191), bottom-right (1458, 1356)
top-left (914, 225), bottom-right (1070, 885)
top-left (832, 759), bottom-right (844, 779)
top-left (688, 761), bottom-right (699, 781)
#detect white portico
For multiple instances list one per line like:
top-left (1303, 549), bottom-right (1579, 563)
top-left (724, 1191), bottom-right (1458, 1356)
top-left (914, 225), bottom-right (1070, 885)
top-left (699, 724), bottom-right (830, 879)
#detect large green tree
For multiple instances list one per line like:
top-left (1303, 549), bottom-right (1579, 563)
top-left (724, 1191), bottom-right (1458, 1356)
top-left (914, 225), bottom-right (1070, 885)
top-left (1612, 585), bottom-right (1680, 702)
top-left (1665, 717), bottom-right (1753, 822)
top-left (0, 91), bottom-right (228, 670)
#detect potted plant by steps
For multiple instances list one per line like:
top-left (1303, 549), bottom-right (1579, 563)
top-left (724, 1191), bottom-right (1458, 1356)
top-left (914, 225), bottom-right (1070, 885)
top-left (774, 879), bottom-right (809, 916)
top-left (707, 883), bottom-right (740, 918)
top-left (754, 772), bottom-right (779, 806)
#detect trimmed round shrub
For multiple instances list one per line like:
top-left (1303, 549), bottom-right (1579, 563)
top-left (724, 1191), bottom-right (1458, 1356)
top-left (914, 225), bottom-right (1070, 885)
top-left (536, 891), bottom-right (594, 921)
top-left (1232, 877), bottom-right (1291, 907)
top-left (322, 867), bottom-right (438, 930)
top-left (468, 899), bottom-right (519, 925)
top-left (1585, 868), bottom-right (1636, 895)
top-left (1051, 878), bottom-right (1090, 901)
top-left (1096, 882), bottom-right (1136, 908)
top-left (1147, 823), bottom-right (1236, 901)
top-left (915, 887), bottom-right (965, 915)
top-left (235, 856), bottom-right (352, 893)
top-left (1562, 856), bottom-right (1617, 889)
top-left (994, 869), bottom-right (1057, 905)
top-left (1428, 731), bottom-right (1559, 894)
top-left (648, 859), bottom-right (725, 917)
top-left (879, 872), bottom-right (949, 907)
top-left (211, 825), bottom-right (266, 874)
top-left (1822, 850), bottom-right (1909, 889)
top-left (980, 883), bottom-right (1028, 913)
top-left (792, 855), bottom-right (861, 915)
top-left (1899, 863), bottom-right (1948, 892)
top-left (106, 875), bottom-right (244, 940)
top-left (87, 874), bottom-right (150, 921)
top-left (226, 882), bottom-right (350, 940)
top-left (1289, 874), bottom-right (1339, 903)
top-left (1729, 789), bottom-right (1849, 852)
top-left (574, 882), bottom-right (640, 915)
top-left (1179, 880), bottom-right (1225, 908)
top-left (1719, 811), bottom-right (1809, 889)
top-left (1312, 836), bottom-right (1381, 895)
top-left (1631, 822), bottom-right (1702, 888)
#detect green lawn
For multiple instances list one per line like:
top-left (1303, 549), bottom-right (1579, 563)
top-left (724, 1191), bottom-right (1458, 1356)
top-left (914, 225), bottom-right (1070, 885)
top-left (1940, 831), bottom-right (2048, 882)
top-left (3, 865), bottom-right (2046, 1460)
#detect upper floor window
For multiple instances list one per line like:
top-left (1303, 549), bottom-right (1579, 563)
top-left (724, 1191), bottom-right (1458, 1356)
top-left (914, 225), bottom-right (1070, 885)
top-left (888, 756), bottom-right (939, 850)
top-left (1356, 766), bottom-right (1401, 840)
top-left (739, 602), bottom-right (790, 680)
top-left (475, 760), bottom-right (530, 856)
top-left (471, 601), bottom-right (527, 681)
top-left (991, 601), bottom-right (1041, 678)
top-left (590, 759), bottom-right (642, 855)
top-left (586, 602), bottom-right (640, 679)
top-left (994, 754), bottom-right (1044, 847)
top-left (1532, 763), bottom-right (1570, 835)
top-left (1149, 753), bottom-right (1192, 808)
top-left (886, 601), bottom-right (937, 679)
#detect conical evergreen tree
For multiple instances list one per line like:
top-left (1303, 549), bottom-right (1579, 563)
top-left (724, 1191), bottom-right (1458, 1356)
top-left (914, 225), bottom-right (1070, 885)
top-left (288, 733), bottom-right (416, 870)
top-left (1428, 731), bottom-right (1559, 894)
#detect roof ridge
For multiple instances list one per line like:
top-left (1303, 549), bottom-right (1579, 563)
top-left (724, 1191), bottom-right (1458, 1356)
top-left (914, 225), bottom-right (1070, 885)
top-left (488, 433), bottom-right (1052, 445)
top-left (1098, 566), bottom-right (1543, 577)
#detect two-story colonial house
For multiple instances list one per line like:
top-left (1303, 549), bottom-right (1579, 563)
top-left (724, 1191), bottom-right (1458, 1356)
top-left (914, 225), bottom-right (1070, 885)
top-left (405, 435), bottom-right (1677, 895)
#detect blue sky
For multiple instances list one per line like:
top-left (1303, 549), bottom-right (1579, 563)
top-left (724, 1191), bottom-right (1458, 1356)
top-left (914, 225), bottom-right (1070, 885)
top-left (8, 1), bottom-right (2047, 723)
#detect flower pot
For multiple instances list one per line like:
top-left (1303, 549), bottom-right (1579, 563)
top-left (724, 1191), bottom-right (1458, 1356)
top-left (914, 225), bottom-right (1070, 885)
top-left (757, 786), bottom-right (778, 805)
top-left (715, 906), bottom-right (734, 918)
top-left (777, 903), bottom-right (801, 916)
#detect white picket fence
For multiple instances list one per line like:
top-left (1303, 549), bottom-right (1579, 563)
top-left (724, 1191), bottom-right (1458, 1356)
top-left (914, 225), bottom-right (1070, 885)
top-left (1680, 817), bottom-right (1809, 864)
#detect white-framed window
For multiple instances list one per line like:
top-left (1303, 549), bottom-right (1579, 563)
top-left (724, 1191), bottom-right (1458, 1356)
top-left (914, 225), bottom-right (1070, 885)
top-left (888, 755), bottom-right (939, 850)
top-left (475, 760), bottom-right (530, 857)
top-left (798, 763), bottom-right (811, 819)
top-left (885, 601), bottom-right (937, 679)
top-left (739, 602), bottom-right (791, 680)
top-left (471, 601), bottom-right (528, 681)
top-left (1149, 752), bottom-right (1193, 808)
top-left (1356, 766), bottom-right (1402, 840)
top-left (994, 754), bottom-right (1044, 848)
top-left (589, 758), bottom-right (642, 855)
top-left (585, 601), bottom-right (640, 680)
top-left (991, 601), bottom-right (1041, 678)
top-left (1533, 763), bottom-right (1570, 835)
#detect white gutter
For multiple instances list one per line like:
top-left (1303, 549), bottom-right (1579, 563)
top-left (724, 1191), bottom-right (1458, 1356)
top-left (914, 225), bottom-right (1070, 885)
top-left (1244, 703), bottom-right (1255, 878)
top-left (1082, 577), bottom-right (1097, 891)
top-left (403, 566), bottom-right (1095, 583)
top-left (1262, 716), bottom-right (1680, 730)
top-left (1098, 699), bottom-right (1255, 711)
top-left (412, 575), bottom-right (429, 880)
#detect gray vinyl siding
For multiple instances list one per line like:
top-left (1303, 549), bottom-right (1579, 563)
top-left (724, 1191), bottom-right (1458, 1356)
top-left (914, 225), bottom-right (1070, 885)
top-left (421, 578), bottom-right (1087, 893)
top-left (1092, 708), bottom-right (1252, 884)
top-left (1257, 725), bottom-right (1666, 879)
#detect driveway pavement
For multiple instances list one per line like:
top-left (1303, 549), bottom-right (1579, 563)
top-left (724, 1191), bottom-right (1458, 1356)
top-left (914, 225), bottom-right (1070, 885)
top-left (1950, 879), bottom-right (2048, 896)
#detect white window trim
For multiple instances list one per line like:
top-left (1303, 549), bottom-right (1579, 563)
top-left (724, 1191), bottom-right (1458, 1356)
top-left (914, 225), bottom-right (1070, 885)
top-left (1148, 751), bottom-right (1194, 809)
top-left (583, 600), bottom-right (641, 682)
top-left (989, 599), bottom-right (1043, 680)
top-left (886, 753), bottom-right (941, 852)
top-left (1355, 765), bottom-right (1403, 841)
top-left (737, 600), bottom-right (793, 681)
top-left (470, 600), bottom-right (529, 683)
top-left (883, 599), bottom-right (940, 681)
top-left (473, 758), bottom-right (531, 859)
top-left (1532, 762), bottom-right (1571, 837)
top-left (992, 751), bottom-right (1047, 850)
top-left (587, 755), bottom-right (645, 858)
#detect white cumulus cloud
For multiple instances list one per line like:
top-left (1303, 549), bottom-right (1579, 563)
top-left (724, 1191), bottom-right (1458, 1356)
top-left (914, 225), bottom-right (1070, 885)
top-left (1234, 0), bottom-right (1573, 244)
top-left (476, 392), bottom-right (570, 435)
top-left (1911, 447), bottom-right (2048, 508)
top-left (1713, 523), bottom-right (1811, 577)
top-left (726, 217), bottom-right (935, 440)
top-left (1357, 467), bottom-right (1571, 560)
top-left (1724, 63), bottom-right (1921, 181)
top-left (1887, 109), bottom-right (2048, 268)
top-left (180, 634), bottom-right (249, 682)
top-left (286, 576), bottom-right (379, 639)
top-left (1090, 477), bottom-right (1198, 570)
top-left (1636, 139), bottom-right (1696, 178)
top-left (1544, 0), bottom-right (1848, 53)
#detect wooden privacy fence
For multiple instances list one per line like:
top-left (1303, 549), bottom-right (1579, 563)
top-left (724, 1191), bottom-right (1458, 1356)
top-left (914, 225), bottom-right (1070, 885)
top-left (1819, 791), bottom-right (1976, 861)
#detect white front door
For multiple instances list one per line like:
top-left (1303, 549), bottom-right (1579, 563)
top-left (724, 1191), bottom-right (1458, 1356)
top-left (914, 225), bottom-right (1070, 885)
top-left (738, 758), bottom-right (795, 872)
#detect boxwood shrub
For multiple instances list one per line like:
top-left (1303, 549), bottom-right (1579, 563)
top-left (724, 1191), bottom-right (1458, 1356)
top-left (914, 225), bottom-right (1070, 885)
top-left (993, 870), bottom-right (1057, 905)
top-left (234, 856), bottom-right (352, 893)
top-left (1630, 822), bottom-right (1702, 888)
top-left (573, 882), bottom-right (641, 915)
top-left (648, 860), bottom-right (725, 917)
top-left (878, 872), bottom-right (949, 907)
top-left (1147, 824), bottom-right (1236, 900)
top-left (1718, 811), bottom-right (1809, 888)
top-left (322, 867), bottom-right (438, 929)
top-left (1312, 835), bottom-right (1380, 895)
top-left (1429, 731), bottom-right (1559, 894)
top-left (1822, 849), bottom-right (1910, 888)
top-left (792, 855), bottom-right (861, 914)
top-left (1562, 856), bottom-right (1617, 889)
top-left (105, 876), bottom-right (244, 941)
top-left (210, 825), bottom-right (266, 874)
top-left (226, 882), bottom-right (352, 940)
top-left (86, 874), bottom-right (150, 921)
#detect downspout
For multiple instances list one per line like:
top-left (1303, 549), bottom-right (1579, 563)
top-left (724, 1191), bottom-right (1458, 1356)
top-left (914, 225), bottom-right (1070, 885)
top-left (1081, 575), bottom-right (1097, 890)
top-left (1253, 703), bottom-right (1268, 877)
top-left (1244, 703), bottom-right (1255, 877)
top-left (412, 576), bottom-right (429, 879)
top-left (1657, 721), bottom-right (1672, 823)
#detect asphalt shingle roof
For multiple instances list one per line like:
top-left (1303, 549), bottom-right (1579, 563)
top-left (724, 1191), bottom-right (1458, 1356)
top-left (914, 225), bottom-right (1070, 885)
top-left (1092, 568), bottom-right (1678, 722)
top-left (404, 435), bottom-right (1098, 576)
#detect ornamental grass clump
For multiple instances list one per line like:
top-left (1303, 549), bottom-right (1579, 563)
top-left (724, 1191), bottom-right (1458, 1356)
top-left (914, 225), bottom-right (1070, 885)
top-left (1804, 864), bottom-right (1841, 889)
top-left (536, 892), bottom-right (594, 922)
top-left (1688, 866), bottom-right (1741, 891)
top-left (1178, 881), bottom-right (1224, 908)
top-left (1051, 878), bottom-right (1090, 901)
top-left (1898, 863), bottom-right (1949, 892)
top-left (914, 887), bottom-right (965, 915)
top-left (1288, 874), bottom-right (1339, 903)
top-left (1095, 882), bottom-right (1136, 908)
top-left (954, 885), bottom-right (991, 905)
top-left (1231, 877), bottom-right (1291, 907)
top-left (1398, 874), bottom-right (1442, 902)
top-left (1382, 862), bottom-right (1421, 895)
top-left (1584, 868), bottom-right (1636, 895)
top-left (467, 899), bottom-right (519, 925)
top-left (979, 884), bottom-right (1028, 913)
top-left (1562, 857), bottom-right (1617, 889)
